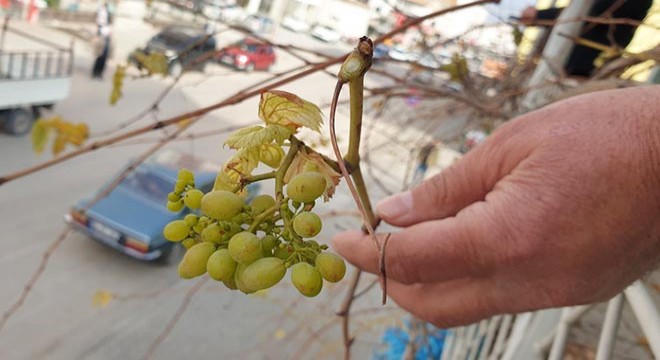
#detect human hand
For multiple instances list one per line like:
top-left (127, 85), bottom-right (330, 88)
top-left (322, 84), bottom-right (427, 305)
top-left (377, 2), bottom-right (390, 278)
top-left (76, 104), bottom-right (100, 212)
top-left (332, 86), bottom-right (660, 327)
top-left (520, 6), bottom-right (538, 25)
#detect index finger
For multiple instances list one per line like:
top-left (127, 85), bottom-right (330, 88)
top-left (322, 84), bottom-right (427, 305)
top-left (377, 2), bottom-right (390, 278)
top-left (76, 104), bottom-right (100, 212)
top-left (332, 202), bottom-right (503, 284)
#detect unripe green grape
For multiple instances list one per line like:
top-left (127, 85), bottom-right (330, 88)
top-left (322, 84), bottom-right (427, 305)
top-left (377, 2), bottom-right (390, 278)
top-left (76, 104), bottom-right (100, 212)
top-left (228, 232), bottom-right (262, 264)
top-left (250, 195), bottom-right (277, 216)
top-left (201, 223), bottom-right (223, 244)
top-left (174, 179), bottom-right (187, 193)
top-left (291, 262), bottom-right (323, 297)
top-left (201, 190), bottom-right (244, 220)
top-left (286, 172), bottom-right (326, 203)
top-left (292, 212), bottom-right (322, 238)
top-left (178, 242), bottom-right (215, 279)
top-left (303, 161), bottom-right (320, 173)
top-left (273, 244), bottom-right (294, 260)
top-left (222, 275), bottom-right (238, 290)
top-left (163, 220), bottom-right (190, 242)
top-left (315, 253), bottom-right (346, 283)
top-left (207, 249), bottom-right (237, 282)
top-left (184, 189), bottom-right (204, 209)
top-left (178, 168), bottom-right (194, 183)
top-left (261, 235), bottom-right (278, 256)
top-left (241, 257), bottom-right (286, 291)
top-left (167, 192), bottom-right (181, 202)
top-left (234, 263), bottom-right (255, 294)
top-left (184, 214), bottom-right (199, 227)
top-left (181, 238), bottom-right (197, 249)
top-left (167, 200), bottom-right (185, 212)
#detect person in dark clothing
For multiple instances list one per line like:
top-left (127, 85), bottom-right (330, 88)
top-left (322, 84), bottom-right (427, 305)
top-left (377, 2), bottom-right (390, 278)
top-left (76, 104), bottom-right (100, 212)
top-left (520, 0), bottom-right (653, 77)
top-left (92, 28), bottom-right (111, 79)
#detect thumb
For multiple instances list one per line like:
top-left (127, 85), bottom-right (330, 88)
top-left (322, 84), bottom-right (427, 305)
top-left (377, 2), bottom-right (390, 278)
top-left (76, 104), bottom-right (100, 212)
top-left (377, 120), bottom-right (535, 227)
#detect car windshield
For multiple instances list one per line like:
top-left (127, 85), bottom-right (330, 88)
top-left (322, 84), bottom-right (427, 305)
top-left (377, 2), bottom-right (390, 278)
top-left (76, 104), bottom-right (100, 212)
top-left (120, 168), bottom-right (171, 203)
top-left (235, 43), bottom-right (257, 52)
top-left (153, 27), bottom-right (201, 47)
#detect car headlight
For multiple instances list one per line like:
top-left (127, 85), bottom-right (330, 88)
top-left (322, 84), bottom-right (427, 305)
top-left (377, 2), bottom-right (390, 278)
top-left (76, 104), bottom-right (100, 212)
top-left (237, 55), bottom-right (248, 63)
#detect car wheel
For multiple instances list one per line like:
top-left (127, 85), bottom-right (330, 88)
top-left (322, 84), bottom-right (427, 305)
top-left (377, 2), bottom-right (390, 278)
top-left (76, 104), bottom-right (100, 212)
top-left (245, 62), bottom-right (255, 72)
top-left (169, 61), bottom-right (183, 78)
top-left (3, 108), bottom-right (34, 136)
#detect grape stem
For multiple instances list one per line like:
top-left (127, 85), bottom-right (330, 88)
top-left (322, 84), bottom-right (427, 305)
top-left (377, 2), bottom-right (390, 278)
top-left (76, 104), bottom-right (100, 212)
top-left (247, 203), bottom-right (281, 233)
top-left (275, 137), bottom-right (300, 201)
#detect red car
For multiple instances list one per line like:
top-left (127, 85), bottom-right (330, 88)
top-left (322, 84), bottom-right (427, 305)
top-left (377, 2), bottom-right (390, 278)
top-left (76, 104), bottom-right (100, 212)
top-left (216, 39), bottom-right (275, 72)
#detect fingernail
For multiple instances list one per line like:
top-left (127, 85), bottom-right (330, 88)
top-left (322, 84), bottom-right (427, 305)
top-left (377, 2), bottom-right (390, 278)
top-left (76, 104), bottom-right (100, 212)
top-left (377, 191), bottom-right (412, 220)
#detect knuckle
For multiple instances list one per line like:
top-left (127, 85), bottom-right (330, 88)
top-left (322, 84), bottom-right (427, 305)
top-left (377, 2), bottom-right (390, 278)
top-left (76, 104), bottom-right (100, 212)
top-left (425, 171), bottom-right (450, 205)
top-left (387, 249), bottom-right (420, 284)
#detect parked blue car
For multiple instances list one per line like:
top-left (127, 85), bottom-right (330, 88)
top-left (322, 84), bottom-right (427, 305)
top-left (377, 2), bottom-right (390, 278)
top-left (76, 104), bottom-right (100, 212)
top-left (65, 152), bottom-right (218, 263)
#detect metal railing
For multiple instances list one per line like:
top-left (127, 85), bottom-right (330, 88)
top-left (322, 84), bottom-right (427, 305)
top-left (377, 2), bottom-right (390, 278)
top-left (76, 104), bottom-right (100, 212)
top-left (0, 49), bottom-right (73, 81)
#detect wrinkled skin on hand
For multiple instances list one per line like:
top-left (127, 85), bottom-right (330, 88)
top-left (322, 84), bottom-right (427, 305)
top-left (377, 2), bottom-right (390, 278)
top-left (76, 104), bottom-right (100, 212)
top-left (333, 86), bottom-right (660, 328)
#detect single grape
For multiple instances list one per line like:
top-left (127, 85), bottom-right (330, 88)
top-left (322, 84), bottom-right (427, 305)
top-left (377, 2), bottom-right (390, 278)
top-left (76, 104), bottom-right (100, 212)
top-left (178, 242), bottom-right (215, 279)
top-left (184, 214), bottom-right (199, 227)
top-left (286, 172), bottom-right (326, 203)
top-left (228, 232), bottom-right (262, 264)
top-left (222, 275), bottom-right (238, 290)
top-left (273, 244), bottom-right (294, 260)
top-left (167, 192), bottom-right (181, 202)
top-left (315, 253), bottom-right (346, 283)
top-left (207, 249), bottom-right (237, 282)
top-left (201, 190), bottom-right (244, 221)
top-left (234, 263), bottom-right (255, 294)
top-left (250, 195), bottom-right (277, 216)
top-left (291, 262), bottom-right (323, 297)
top-left (163, 220), bottom-right (190, 242)
top-left (181, 238), bottom-right (197, 249)
top-left (241, 257), bottom-right (286, 291)
top-left (184, 189), bottom-right (204, 209)
top-left (178, 168), bottom-right (194, 183)
top-left (303, 161), bottom-right (320, 173)
top-left (201, 223), bottom-right (223, 244)
top-left (292, 212), bottom-right (322, 238)
top-left (167, 200), bottom-right (185, 212)
top-left (261, 235), bottom-right (278, 256)
top-left (174, 179), bottom-right (187, 193)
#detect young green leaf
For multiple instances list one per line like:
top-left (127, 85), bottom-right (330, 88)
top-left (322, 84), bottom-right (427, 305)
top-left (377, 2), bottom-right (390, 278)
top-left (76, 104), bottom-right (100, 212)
top-left (31, 119), bottom-right (50, 154)
top-left (225, 125), bottom-right (292, 149)
top-left (259, 143), bottom-right (285, 168)
top-left (258, 90), bottom-right (323, 133)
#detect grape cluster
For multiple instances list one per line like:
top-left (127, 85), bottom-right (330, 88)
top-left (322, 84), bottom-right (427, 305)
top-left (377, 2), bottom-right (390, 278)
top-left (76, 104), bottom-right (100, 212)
top-left (163, 169), bottom-right (346, 296)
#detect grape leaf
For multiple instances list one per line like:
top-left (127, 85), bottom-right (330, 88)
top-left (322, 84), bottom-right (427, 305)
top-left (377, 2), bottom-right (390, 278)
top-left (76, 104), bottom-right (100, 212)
top-left (225, 125), bottom-right (291, 149)
top-left (31, 119), bottom-right (50, 154)
top-left (52, 134), bottom-right (67, 156)
top-left (224, 147), bottom-right (260, 182)
top-left (260, 143), bottom-right (285, 168)
top-left (258, 90), bottom-right (323, 133)
top-left (284, 147), bottom-right (341, 201)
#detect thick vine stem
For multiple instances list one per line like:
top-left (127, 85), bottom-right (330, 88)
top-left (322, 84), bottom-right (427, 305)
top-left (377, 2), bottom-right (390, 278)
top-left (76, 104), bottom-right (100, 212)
top-left (330, 37), bottom-right (387, 360)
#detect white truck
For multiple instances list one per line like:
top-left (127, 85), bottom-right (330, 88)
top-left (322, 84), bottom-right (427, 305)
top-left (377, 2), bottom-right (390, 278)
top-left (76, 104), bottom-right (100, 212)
top-left (0, 21), bottom-right (73, 135)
